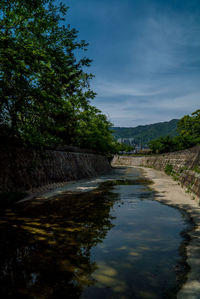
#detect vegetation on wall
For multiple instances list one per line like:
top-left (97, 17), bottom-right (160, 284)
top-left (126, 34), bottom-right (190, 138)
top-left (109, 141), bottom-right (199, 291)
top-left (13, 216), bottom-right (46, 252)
top-left (0, 0), bottom-right (119, 154)
top-left (149, 110), bottom-right (200, 153)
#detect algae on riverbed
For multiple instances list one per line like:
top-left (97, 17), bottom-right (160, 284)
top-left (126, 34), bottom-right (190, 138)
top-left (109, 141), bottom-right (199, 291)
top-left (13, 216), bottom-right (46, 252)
top-left (0, 168), bottom-right (191, 299)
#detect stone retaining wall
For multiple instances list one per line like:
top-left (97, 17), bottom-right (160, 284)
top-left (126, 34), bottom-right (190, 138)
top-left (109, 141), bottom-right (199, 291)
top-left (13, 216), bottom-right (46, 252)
top-left (112, 145), bottom-right (200, 199)
top-left (0, 149), bottom-right (111, 192)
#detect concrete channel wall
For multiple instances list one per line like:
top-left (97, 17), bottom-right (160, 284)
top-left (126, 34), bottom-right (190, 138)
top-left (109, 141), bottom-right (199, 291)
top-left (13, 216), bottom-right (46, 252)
top-left (112, 145), bottom-right (200, 200)
top-left (0, 148), bottom-right (111, 192)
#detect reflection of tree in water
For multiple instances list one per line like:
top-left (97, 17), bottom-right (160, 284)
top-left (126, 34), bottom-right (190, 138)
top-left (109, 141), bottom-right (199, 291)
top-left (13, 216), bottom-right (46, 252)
top-left (0, 187), bottom-right (119, 299)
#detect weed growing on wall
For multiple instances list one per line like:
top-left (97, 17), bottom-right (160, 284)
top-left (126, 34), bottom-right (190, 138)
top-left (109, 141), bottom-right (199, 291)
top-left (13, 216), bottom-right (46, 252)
top-left (164, 163), bottom-right (174, 175)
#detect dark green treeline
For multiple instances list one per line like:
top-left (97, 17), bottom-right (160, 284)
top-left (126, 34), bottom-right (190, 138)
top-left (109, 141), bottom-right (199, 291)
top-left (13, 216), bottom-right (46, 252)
top-left (149, 110), bottom-right (200, 154)
top-left (0, 0), bottom-right (121, 154)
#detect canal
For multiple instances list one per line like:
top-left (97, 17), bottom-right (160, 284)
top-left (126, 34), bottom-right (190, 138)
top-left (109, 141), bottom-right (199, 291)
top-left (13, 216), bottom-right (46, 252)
top-left (0, 167), bottom-right (191, 298)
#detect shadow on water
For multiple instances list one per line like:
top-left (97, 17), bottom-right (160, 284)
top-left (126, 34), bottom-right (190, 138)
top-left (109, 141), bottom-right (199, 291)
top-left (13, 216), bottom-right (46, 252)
top-left (0, 168), bottom-right (192, 299)
top-left (0, 188), bottom-right (118, 299)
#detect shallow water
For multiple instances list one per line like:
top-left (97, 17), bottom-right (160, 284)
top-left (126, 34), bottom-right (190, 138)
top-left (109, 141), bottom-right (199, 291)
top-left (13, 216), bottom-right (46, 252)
top-left (0, 168), bottom-right (190, 298)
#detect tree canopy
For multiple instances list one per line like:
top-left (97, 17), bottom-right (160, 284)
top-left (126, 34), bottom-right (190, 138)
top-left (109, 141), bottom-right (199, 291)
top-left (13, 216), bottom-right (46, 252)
top-left (149, 110), bottom-right (200, 154)
top-left (0, 0), bottom-right (118, 154)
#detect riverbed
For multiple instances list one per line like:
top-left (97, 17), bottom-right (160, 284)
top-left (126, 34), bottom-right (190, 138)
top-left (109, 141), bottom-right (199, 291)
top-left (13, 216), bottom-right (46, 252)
top-left (0, 167), bottom-right (192, 298)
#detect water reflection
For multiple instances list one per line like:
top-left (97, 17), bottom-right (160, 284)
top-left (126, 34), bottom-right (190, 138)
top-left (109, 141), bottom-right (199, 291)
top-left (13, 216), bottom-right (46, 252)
top-left (0, 187), bottom-right (118, 299)
top-left (0, 168), bottom-right (189, 299)
top-left (84, 182), bottom-right (188, 299)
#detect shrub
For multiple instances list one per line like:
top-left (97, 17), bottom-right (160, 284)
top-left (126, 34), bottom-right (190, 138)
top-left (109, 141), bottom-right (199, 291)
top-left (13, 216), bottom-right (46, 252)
top-left (164, 163), bottom-right (174, 175)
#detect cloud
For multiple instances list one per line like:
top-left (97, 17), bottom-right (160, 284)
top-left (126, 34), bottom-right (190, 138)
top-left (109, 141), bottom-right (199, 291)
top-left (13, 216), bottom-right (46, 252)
top-left (128, 11), bottom-right (200, 75)
top-left (91, 8), bottom-right (200, 126)
top-left (93, 76), bottom-right (200, 126)
top-left (63, 0), bottom-right (200, 126)
top-left (93, 79), bottom-right (161, 98)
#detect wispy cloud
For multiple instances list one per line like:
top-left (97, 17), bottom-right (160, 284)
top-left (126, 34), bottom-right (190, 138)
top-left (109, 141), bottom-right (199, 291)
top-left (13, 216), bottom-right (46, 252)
top-left (64, 0), bottom-right (200, 126)
top-left (131, 13), bottom-right (200, 74)
top-left (93, 79), bottom-right (161, 98)
top-left (93, 76), bottom-right (200, 126)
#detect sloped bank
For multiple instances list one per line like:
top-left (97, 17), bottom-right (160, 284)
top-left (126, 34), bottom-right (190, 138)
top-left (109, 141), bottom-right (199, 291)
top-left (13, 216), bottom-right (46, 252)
top-left (112, 145), bottom-right (200, 200)
top-left (112, 147), bottom-right (200, 298)
top-left (0, 148), bottom-right (111, 193)
top-left (140, 167), bottom-right (200, 299)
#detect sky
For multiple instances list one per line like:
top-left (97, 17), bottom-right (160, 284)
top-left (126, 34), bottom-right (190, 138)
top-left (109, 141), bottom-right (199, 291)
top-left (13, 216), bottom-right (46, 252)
top-left (61, 0), bottom-right (200, 127)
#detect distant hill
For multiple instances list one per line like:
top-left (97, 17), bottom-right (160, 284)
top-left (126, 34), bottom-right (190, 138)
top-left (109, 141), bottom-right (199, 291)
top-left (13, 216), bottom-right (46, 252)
top-left (112, 119), bottom-right (179, 148)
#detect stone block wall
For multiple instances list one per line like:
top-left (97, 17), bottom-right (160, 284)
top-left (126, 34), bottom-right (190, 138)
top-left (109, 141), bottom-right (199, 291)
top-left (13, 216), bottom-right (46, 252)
top-left (0, 149), bottom-right (111, 192)
top-left (112, 145), bottom-right (200, 199)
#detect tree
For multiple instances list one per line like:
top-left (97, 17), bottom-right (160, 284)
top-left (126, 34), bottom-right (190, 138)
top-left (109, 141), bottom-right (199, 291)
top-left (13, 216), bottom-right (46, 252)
top-left (178, 109), bottom-right (200, 146)
top-left (0, 0), bottom-right (95, 148)
top-left (149, 110), bottom-right (200, 154)
top-left (76, 106), bottom-right (118, 154)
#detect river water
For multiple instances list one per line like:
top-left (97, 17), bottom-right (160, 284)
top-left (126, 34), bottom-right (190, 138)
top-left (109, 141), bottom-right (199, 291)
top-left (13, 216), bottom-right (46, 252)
top-left (0, 167), bottom-right (190, 298)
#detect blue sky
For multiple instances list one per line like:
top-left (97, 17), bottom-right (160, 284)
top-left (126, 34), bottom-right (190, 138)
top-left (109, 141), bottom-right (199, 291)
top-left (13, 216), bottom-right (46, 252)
top-left (61, 0), bottom-right (200, 127)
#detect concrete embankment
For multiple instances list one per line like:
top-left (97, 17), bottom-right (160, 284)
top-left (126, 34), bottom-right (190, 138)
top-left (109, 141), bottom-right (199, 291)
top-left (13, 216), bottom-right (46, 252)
top-left (112, 145), bottom-right (200, 201)
top-left (0, 148), bottom-right (111, 193)
top-left (112, 146), bottom-right (200, 298)
top-left (140, 167), bottom-right (200, 299)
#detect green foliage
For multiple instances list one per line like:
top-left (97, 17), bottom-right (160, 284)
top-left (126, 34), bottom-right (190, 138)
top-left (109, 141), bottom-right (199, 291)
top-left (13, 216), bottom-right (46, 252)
top-left (149, 136), bottom-right (175, 154)
top-left (74, 106), bottom-right (119, 154)
top-left (0, 0), bottom-right (117, 154)
top-left (193, 166), bottom-right (200, 174)
top-left (164, 163), bottom-right (173, 175)
top-left (179, 166), bottom-right (189, 173)
top-left (113, 142), bottom-right (134, 154)
top-left (112, 119), bottom-right (179, 147)
top-left (149, 110), bottom-right (200, 154)
top-left (178, 109), bottom-right (200, 146)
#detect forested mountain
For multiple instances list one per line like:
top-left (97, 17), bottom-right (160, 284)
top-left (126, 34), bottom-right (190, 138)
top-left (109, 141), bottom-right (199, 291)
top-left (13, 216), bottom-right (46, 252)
top-left (112, 119), bottom-right (179, 147)
top-left (149, 110), bottom-right (200, 153)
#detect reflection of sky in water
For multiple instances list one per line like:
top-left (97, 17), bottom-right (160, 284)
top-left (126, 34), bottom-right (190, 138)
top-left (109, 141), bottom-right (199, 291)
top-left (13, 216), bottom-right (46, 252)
top-left (85, 183), bottom-right (188, 299)
top-left (0, 168), bottom-right (189, 299)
